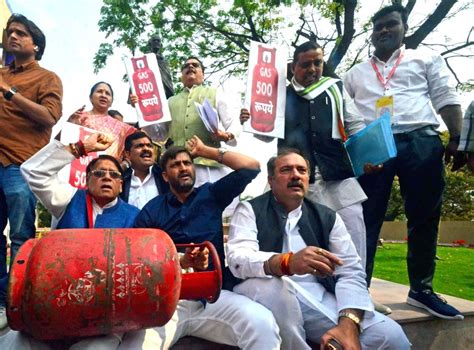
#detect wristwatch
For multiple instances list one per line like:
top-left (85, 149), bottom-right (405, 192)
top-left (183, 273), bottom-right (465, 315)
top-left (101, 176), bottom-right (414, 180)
top-left (217, 147), bottom-right (227, 163)
top-left (339, 311), bottom-right (362, 333)
top-left (4, 87), bottom-right (17, 101)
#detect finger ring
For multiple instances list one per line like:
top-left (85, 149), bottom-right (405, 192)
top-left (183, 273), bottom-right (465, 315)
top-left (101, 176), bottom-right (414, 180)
top-left (317, 248), bottom-right (323, 254)
top-left (313, 268), bottom-right (317, 274)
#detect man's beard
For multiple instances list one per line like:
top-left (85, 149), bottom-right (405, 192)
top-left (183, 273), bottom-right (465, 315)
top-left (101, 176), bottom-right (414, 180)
top-left (173, 181), bottom-right (194, 193)
top-left (170, 175), bottom-right (195, 193)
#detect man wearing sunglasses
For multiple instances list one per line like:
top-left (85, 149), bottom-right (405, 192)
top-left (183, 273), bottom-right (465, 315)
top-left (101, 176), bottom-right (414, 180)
top-left (132, 56), bottom-right (241, 187)
top-left (168, 57), bottom-right (240, 185)
top-left (20, 133), bottom-right (140, 229)
top-left (2, 135), bottom-right (208, 348)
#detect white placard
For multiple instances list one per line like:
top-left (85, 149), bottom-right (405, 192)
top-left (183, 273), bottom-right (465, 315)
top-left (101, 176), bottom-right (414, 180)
top-left (244, 41), bottom-right (287, 139)
top-left (123, 53), bottom-right (172, 127)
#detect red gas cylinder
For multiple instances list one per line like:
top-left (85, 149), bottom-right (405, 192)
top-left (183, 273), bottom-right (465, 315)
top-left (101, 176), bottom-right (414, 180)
top-left (7, 229), bottom-right (221, 340)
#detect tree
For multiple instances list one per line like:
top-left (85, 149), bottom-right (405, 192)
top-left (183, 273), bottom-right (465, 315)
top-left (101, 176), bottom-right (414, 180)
top-left (94, 0), bottom-right (473, 85)
top-left (37, 202), bottom-right (51, 228)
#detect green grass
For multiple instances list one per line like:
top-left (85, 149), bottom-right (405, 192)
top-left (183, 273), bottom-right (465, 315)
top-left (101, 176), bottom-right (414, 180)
top-left (372, 243), bottom-right (474, 301)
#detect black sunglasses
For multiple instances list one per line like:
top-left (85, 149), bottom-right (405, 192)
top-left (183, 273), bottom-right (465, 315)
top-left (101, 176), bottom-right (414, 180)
top-left (90, 169), bottom-right (122, 179)
top-left (181, 62), bottom-right (202, 71)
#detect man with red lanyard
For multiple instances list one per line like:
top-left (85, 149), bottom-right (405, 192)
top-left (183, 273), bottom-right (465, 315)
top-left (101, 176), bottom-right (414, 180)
top-left (344, 4), bottom-right (464, 320)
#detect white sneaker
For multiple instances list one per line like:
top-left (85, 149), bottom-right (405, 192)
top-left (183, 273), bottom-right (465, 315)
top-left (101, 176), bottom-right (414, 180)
top-left (0, 306), bottom-right (7, 330)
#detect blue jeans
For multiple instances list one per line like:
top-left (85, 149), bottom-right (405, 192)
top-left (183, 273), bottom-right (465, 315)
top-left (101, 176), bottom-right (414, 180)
top-left (0, 164), bottom-right (37, 306)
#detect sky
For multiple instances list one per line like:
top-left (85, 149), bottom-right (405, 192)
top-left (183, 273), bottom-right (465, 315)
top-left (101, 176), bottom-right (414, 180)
top-left (3, 0), bottom-right (474, 194)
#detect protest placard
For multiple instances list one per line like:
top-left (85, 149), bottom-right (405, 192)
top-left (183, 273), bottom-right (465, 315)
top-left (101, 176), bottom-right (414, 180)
top-left (123, 53), bottom-right (172, 127)
top-left (244, 41), bottom-right (287, 139)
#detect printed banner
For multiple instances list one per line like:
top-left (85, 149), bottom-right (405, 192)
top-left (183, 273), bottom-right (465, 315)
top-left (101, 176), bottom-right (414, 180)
top-left (244, 41), bottom-right (287, 139)
top-left (123, 53), bottom-right (172, 127)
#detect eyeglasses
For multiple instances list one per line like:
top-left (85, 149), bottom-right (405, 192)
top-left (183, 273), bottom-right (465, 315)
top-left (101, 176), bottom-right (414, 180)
top-left (181, 62), bottom-right (201, 71)
top-left (90, 169), bottom-right (122, 179)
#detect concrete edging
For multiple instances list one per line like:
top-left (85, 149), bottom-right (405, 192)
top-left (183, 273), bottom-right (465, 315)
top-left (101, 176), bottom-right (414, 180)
top-left (380, 221), bottom-right (474, 245)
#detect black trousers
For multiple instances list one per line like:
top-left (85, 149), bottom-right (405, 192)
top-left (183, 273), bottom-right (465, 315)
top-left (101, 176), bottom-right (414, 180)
top-left (358, 131), bottom-right (445, 292)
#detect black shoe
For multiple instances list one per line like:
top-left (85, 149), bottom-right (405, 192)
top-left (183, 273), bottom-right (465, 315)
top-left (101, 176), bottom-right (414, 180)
top-left (407, 290), bottom-right (464, 320)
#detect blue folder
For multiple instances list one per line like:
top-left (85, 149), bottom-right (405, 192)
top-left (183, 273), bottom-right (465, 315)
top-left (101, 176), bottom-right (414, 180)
top-left (344, 112), bottom-right (397, 177)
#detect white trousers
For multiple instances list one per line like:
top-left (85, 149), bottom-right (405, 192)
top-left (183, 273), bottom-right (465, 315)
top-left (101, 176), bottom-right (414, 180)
top-left (0, 331), bottom-right (122, 350)
top-left (234, 277), bottom-right (410, 350)
top-left (119, 290), bottom-right (281, 349)
top-left (337, 203), bottom-right (367, 269)
top-left (307, 180), bottom-right (367, 269)
top-left (0, 291), bottom-right (280, 350)
top-left (194, 164), bottom-right (231, 187)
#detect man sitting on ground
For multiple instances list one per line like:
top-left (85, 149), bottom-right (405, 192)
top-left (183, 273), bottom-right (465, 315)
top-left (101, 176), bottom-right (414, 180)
top-left (120, 135), bottom-right (281, 349)
top-left (1, 133), bottom-right (137, 348)
top-left (0, 134), bottom-right (208, 348)
top-left (21, 133), bottom-right (139, 229)
top-left (227, 148), bottom-right (410, 350)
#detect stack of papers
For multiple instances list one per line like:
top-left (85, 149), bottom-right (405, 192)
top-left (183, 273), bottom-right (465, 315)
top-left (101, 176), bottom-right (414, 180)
top-left (344, 112), bottom-right (397, 177)
top-left (195, 98), bottom-right (218, 133)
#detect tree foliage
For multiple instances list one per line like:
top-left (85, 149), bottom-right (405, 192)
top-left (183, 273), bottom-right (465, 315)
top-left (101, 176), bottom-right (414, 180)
top-left (94, 0), bottom-right (472, 83)
top-left (95, 0), bottom-right (297, 77)
top-left (37, 202), bottom-right (51, 228)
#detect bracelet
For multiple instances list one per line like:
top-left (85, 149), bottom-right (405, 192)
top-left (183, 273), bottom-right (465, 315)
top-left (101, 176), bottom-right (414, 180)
top-left (449, 136), bottom-right (460, 143)
top-left (76, 140), bottom-right (88, 157)
top-left (217, 147), bottom-right (227, 163)
top-left (280, 252), bottom-right (294, 276)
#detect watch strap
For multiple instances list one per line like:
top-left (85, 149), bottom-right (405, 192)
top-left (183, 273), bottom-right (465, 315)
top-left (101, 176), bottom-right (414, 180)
top-left (339, 311), bottom-right (362, 333)
top-left (217, 147), bottom-right (227, 163)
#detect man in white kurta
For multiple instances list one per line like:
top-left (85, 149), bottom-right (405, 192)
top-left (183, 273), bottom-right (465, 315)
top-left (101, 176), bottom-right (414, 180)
top-left (227, 149), bottom-right (410, 350)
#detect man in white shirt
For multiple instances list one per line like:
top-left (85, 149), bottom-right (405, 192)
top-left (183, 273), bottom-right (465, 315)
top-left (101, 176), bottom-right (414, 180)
top-left (227, 148), bottom-right (409, 350)
top-left (344, 4), bottom-right (464, 320)
top-left (121, 131), bottom-right (168, 209)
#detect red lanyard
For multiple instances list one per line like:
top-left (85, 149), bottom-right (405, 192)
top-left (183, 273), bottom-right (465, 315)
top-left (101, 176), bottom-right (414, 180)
top-left (86, 193), bottom-right (94, 228)
top-left (371, 50), bottom-right (404, 89)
